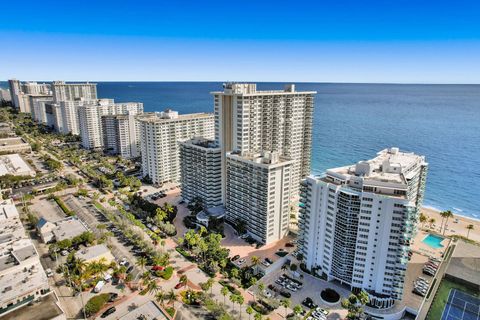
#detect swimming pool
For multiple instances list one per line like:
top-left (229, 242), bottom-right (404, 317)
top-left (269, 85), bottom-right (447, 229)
top-left (422, 234), bottom-right (445, 249)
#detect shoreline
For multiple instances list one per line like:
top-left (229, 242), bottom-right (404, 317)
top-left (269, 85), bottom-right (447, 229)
top-left (422, 205), bottom-right (480, 223)
top-left (421, 206), bottom-right (480, 243)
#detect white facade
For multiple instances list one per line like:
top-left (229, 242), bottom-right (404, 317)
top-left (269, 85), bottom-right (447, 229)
top-left (102, 113), bottom-right (141, 159)
top-left (51, 81), bottom-right (97, 103)
top-left (0, 199), bottom-right (50, 316)
top-left (77, 100), bottom-right (143, 150)
top-left (226, 151), bottom-right (293, 244)
top-left (8, 79), bottom-right (21, 109)
top-left (180, 138), bottom-right (222, 208)
top-left (29, 95), bottom-right (53, 124)
top-left (212, 83), bottom-right (315, 201)
top-left (139, 110), bottom-right (214, 185)
top-left (0, 88), bottom-right (11, 101)
top-left (298, 148), bottom-right (428, 307)
top-left (8, 80), bottom-right (51, 113)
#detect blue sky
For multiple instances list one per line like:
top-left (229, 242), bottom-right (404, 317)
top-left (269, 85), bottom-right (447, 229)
top-left (1, 0), bottom-right (479, 83)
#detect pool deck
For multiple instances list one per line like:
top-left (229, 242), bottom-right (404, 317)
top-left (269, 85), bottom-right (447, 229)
top-left (411, 230), bottom-right (450, 259)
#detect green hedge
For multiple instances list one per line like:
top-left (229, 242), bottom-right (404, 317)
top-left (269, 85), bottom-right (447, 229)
top-left (176, 247), bottom-right (194, 261)
top-left (53, 196), bottom-right (74, 216)
top-left (157, 266), bottom-right (174, 280)
top-left (84, 293), bottom-right (110, 316)
top-left (219, 280), bottom-right (241, 295)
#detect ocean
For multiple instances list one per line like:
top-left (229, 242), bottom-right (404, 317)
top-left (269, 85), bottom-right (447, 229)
top-left (2, 81), bottom-right (480, 219)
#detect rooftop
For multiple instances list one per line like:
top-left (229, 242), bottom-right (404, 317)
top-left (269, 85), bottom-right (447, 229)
top-left (0, 154), bottom-right (35, 177)
top-left (118, 301), bottom-right (167, 320)
top-left (137, 110), bottom-right (212, 123)
top-left (446, 241), bottom-right (480, 286)
top-left (211, 83), bottom-right (317, 95)
top-left (181, 137), bottom-right (219, 149)
top-left (319, 148), bottom-right (427, 196)
top-left (227, 150), bottom-right (294, 168)
top-left (75, 244), bottom-right (112, 262)
top-left (52, 218), bottom-right (88, 242)
top-left (0, 137), bottom-right (29, 146)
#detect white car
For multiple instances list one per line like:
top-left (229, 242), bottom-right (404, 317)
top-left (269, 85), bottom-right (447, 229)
top-left (45, 268), bottom-right (54, 277)
top-left (237, 259), bottom-right (246, 265)
top-left (60, 250), bottom-right (69, 256)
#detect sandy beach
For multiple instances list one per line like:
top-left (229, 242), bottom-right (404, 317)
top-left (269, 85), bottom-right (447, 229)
top-left (421, 206), bottom-right (480, 243)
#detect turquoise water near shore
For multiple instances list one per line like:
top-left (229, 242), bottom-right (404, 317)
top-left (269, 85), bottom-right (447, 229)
top-left (2, 81), bottom-right (479, 219)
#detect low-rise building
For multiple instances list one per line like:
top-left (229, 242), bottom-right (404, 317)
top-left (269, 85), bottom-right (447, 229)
top-left (37, 217), bottom-right (88, 243)
top-left (0, 199), bottom-right (51, 317)
top-left (0, 137), bottom-right (32, 154)
top-left (75, 244), bottom-right (115, 264)
top-left (0, 154), bottom-right (35, 177)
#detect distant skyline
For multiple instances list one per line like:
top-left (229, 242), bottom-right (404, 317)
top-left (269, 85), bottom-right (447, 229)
top-left (1, 0), bottom-right (480, 83)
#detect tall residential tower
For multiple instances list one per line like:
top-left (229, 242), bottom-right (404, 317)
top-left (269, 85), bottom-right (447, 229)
top-left (298, 148), bottom-right (428, 307)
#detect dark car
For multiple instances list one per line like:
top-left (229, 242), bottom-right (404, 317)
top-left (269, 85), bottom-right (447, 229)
top-left (126, 266), bottom-right (134, 273)
top-left (108, 292), bottom-right (119, 302)
top-left (175, 282), bottom-right (186, 289)
top-left (265, 258), bottom-right (273, 264)
top-left (101, 307), bottom-right (116, 318)
top-left (112, 277), bottom-right (120, 285)
top-left (285, 242), bottom-right (295, 247)
top-left (231, 255), bottom-right (240, 261)
top-left (280, 290), bottom-right (291, 298)
top-left (302, 297), bottom-right (317, 309)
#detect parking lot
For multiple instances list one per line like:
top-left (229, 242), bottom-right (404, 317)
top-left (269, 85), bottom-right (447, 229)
top-left (259, 265), bottom-right (349, 320)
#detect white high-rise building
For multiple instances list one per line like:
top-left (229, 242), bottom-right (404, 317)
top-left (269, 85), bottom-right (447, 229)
top-left (0, 199), bottom-right (51, 316)
top-left (298, 148), bottom-right (428, 307)
top-left (180, 138), bottom-right (222, 208)
top-left (102, 114), bottom-right (141, 159)
top-left (21, 82), bottom-right (51, 95)
top-left (0, 88), bottom-right (11, 102)
top-left (8, 80), bottom-right (21, 108)
top-left (52, 81), bottom-right (97, 103)
top-left (211, 83), bottom-right (315, 201)
top-left (78, 100), bottom-right (143, 150)
top-left (226, 151), bottom-right (293, 244)
top-left (29, 95), bottom-right (53, 124)
top-left (7, 80), bottom-right (51, 113)
top-left (139, 110), bottom-right (214, 185)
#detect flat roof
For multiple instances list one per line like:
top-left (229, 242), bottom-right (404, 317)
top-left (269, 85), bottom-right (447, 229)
top-left (0, 154), bottom-right (35, 177)
top-left (75, 244), bottom-right (112, 262)
top-left (1, 293), bottom-right (65, 320)
top-left (446, 241), bottom-right (480, 286)
top-left (118, 301), bottom-right (167, 320)
top-left (52, 218), bottom-right (88, 241)
top-left (0, 137), bottom-right (28, 146)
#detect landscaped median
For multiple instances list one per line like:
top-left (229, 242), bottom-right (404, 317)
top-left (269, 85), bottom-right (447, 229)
top-left (52, 195), bottom-right (75, 216)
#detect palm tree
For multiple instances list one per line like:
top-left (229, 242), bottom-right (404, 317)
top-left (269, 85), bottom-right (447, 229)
top-left (466, 224), bottom-right (474, 239)
top-left (136, 256), bottom-right (148, 272)
top-left (180, 274), bottom-right (188, 288)
top-left (229, 293), bottom-right (238, 310)
top-left (429, 218), bottom-right (436, 229)
top-left (442, 210), bottom-right (454, 235)
top-left (231, 268), bottom-right (239, 279)
top-left (221, 286), bottom-right (229, 305)
top-left (254, 313), bottom-right (262, 320)
top-left (166, 289), bottom-right (177, 308)
top-left (246, 306), bottom-right (254, 320)
top-left (206, 278), bottom-right (215, 296)
top-left (155, 290), bottom-right (166, 306)
top-left (160, 240), bottom-right (166, 252)
top-left (146, 279), bottom-right (160, 295)
top-left (257, 282), bottom-right (265, 299)
top-left (250, 256), bottom-right (260, 273)
top-left (280, 298), bottom-right (291, 318)
top-left (237, 294), bottom-right (244, 319)
top-left (293, 305), bottom-right (303, 318)
top-left (419, 212), bottom-right (427, 229)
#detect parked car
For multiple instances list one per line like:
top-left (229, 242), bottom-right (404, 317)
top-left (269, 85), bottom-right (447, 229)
top-left (108, 292), bottom-right (119, 302)
top-left (231, 255), bottom-right (240, 261)
top-left (175, 282), bottom-right (186, 289)
top-left (126, 266), bottom-right (134, 274)
top-left (45, 268), bottom-right (54, 277)
top-left (101, 307), bottom-right (116, 318)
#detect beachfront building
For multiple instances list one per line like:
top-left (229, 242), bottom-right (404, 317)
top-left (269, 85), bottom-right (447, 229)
top-left (298, 148), bottom-right (428, 307)
top-left (78, 100), bottom-right (143, 150)
top-left (51, 81), bottom-right (97, 103)
top-left (138, 110), bottom-right (214, 185)
top-left (226, 151), bottom-right (293, 244)
top-left (0, 199), bottom-right (51, 316)
top-left (29, 94), bottom-right (53, 124)
top-left (179, 138), bottom-right (222, 208)
top-left (211, 83), bottom-right (315, 201)
top-left (102, 114), bottom-right (140, 158)
top-left (0, 88), bottom-right (11, 102)
top-left (8, 80), bottom-right (51, 113)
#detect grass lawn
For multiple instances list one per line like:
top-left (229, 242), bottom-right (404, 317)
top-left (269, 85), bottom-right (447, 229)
top-left (426, 278), bottom-right (479, 320)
